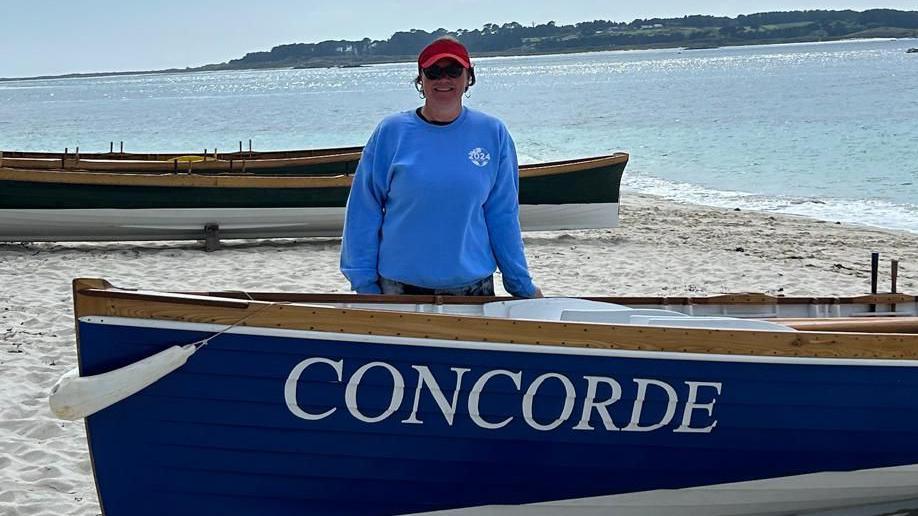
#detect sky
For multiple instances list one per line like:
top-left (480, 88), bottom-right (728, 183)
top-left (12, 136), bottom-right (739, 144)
top-left (2, 0), bottom-right (917, 78)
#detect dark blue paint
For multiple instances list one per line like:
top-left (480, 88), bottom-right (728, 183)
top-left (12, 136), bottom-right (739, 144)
top-left (78, 321), bottom-right (918, 515)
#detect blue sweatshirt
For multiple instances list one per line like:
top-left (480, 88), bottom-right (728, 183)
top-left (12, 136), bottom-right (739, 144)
top-left (340, 107), bottom-right (536, 297)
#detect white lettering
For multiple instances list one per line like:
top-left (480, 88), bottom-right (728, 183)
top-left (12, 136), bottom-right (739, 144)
top-left (523, 373), bottom-right (576, 431)
top-left (402, 366), bottom-right (471, 426)
top-left (284, 357), bottom-right (343, 421)
top-left (675, 381), bottom-right (722, 433)
top-left (345, 362), bottom-right (405, 423)
top-left (285, 358), bottom-right (724, 435)
top-left (623, 378), bottom-right (678, 432)
top-left (573, 376), bottom-right (622, 431)
top-left (468, 370), bottom-right (521, 430)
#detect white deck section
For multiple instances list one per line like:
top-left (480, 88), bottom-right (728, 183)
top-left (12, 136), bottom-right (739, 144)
top-left (560, 308), bottom-right (688, 323)
top-left (497, 298), bottom-right (796, 331)
top-left (0, 202), bottom-right (618, 241)
top-left (341, 296), bottom-right (918, 320)
top-left (411, 463), bottom-right (918, 515)
top-left (405, 297), bottom-right (797, 331)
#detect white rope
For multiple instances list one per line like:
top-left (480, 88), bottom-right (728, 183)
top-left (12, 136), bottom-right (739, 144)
top-left (192, 300), bottom-right (278, 350)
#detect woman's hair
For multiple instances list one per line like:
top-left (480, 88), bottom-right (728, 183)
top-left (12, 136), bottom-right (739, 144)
top-left (413, 36), bottom-right (476, 94)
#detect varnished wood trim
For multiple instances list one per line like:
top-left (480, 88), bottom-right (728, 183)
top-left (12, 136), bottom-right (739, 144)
top-left (0, 153), bottom-right (627, 187)
top-left (1, 146), bottom-right (364, 161)
top-left (775, 317), bottom-right (918, 333)
top-left (186, 291), bottom-right (917, 306)
top-left (73, 279), bottom-right (918, 360)
top-left (0, 167), bottom-right (353, 188)
top-left (3, 149), bottom-right (627, 177)
top-left (185, 291), bottom-right (512, 304)
top-left (519, 153), bottom-right (628, 178)
top-left (72, 278), bottom-right (114, 374)
top-left (1, 152), bottom-right (363, 172)
top-left (583, 293), bottom-right (917, 305)
top-left (80, 288), bottom-right (251, 309)
top-left (0, 158), bottom-right (59, 169)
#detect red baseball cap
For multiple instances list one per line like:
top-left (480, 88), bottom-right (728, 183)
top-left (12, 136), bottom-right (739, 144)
top-left (418, 39), bottom-right (471, 69)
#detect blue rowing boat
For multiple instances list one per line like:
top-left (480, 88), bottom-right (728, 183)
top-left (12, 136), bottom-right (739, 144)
top-left (52, 279), bottom-right (918, 515)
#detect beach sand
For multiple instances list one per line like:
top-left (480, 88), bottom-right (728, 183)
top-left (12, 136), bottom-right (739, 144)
top-left (1, 193), bottom-right (916, 515)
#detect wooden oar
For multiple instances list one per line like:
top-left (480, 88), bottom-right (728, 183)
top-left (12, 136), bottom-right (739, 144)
top-left (773, 317), bottom-right (918, 334)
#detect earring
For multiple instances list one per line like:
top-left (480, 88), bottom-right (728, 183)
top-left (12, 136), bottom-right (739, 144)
top-left (419, 90), bottom-right (425, 99)
top-left (464, 90), bottom-right (471, 99)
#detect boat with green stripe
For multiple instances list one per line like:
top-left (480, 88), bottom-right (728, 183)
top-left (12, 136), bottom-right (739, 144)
top-left (0, 153), bottom-right (628, 241)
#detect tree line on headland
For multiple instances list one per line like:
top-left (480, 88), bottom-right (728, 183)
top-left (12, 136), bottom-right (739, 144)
top-left (208, 9), bottom-right (918, 70)
top-left (3, 9), bottom-right (917, 80)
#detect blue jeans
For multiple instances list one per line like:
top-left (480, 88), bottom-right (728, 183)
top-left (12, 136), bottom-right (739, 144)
top-left (379, 276), bottom-right (495, 296)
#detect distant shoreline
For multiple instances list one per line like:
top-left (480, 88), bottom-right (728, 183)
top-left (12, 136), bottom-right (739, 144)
top-left (3, 34), bottom-right (915, 83)
top-left (0, 68), bottom-right (196, 83)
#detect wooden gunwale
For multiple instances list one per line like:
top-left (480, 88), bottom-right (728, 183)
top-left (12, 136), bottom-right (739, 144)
top-left (0, 153), bottom-right (627, 189)
top-left (3, 152), bottom-right (626, 175)
top-left (178, 291), bottom-right (918, 333)
top-left (73, 279), bottom-right (918, 360)
top-left (2, 146), bottom-right (364, 161)
top-left (184, 291), bottom-right (917, 306)
top-left (2, 147), bottom-right (621, 169)
top-left (518, 154), bottom-right (628, 178)
top-left (0, 151), bottom-right (363, 172)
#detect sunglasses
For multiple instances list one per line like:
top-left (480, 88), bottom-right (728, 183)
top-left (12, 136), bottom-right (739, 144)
top-left (422, 63), bottom-right (466, 80)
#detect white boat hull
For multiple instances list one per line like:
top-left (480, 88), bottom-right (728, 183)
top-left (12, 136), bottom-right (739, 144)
top-left (0, 203), bottom-right (619, 241)
top-left (415, 463), bottom-right (918, 515)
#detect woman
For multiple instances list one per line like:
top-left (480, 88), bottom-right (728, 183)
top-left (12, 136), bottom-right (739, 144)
top-left (340, 37), bottom-right (541, 298)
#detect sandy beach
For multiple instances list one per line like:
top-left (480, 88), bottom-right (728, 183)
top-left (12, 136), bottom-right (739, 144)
top-left (1, 193), bottom-right (916, 515)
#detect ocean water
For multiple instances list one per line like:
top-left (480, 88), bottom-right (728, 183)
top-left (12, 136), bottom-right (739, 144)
top-left (1, 38), bottom-right (916, 233)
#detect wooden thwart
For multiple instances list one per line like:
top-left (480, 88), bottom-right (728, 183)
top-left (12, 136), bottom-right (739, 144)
top-left (774, 317), bottom-right (918, 334)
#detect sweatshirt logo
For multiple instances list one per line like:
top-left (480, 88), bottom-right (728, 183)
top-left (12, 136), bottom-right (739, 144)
top-left (468, 147), bottom-right (490, 167)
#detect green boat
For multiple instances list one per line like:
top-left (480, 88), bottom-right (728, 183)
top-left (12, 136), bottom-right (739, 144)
top-left (0, 153), bottom-right (628, 242)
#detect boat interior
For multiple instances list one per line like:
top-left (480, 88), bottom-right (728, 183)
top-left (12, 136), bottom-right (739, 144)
top-left (73, 277), bottom-right (918, 336)
top-left (185, 289), bottom-right (918, 334)
top-left (338, 297), bottom-right (800, 331)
